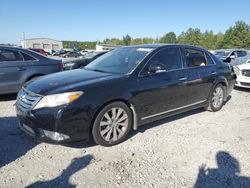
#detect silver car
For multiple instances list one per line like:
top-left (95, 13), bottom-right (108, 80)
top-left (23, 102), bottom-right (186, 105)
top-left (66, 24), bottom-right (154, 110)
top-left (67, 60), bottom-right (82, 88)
top-left (214, 49), bottom-right (250, 66)
top-left (0, 46), bottom-right (63, 94)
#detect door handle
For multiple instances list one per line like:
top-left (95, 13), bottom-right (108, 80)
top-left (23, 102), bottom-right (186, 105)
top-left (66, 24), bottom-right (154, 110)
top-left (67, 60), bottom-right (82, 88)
top-left (17, 67), bottom-right (27, 71)
top-left (179, 77), bottom-right (187, 81)
top-left (211, 71), bottom-right (217, 75)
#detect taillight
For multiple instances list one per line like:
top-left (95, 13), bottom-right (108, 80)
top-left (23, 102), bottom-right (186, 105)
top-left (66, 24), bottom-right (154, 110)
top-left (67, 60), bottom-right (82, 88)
top-left (58, 63), bottom-right (64, 71)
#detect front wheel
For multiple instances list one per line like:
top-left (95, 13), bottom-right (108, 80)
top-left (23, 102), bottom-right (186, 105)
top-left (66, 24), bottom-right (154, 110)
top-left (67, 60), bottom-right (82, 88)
top-left (92, 102), bottom-right (132, 146)
top-left (206, 84), bottom-right (225, 112)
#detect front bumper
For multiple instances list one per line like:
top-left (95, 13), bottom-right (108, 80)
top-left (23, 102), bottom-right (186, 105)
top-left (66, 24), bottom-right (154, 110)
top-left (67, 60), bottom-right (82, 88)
top-left (16, 104), bottom-right (90, 144)
top-left (235, 75), bottom-right (250, 88)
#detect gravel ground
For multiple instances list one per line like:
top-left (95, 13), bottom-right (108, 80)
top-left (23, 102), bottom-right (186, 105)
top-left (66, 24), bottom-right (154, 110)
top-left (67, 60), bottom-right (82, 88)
top-left (0, 88), bottom-right (250, 188)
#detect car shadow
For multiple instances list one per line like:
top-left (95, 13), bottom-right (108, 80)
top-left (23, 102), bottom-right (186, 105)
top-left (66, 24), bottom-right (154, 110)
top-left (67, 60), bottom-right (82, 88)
top-left (0, 94), bottom-right (17, 101)
top-left (194, 151), bottom-right (250, 188)
top-left (0, 116), bottom-right (38, 168)
top-left (26, 154), bottom-right (93, 188)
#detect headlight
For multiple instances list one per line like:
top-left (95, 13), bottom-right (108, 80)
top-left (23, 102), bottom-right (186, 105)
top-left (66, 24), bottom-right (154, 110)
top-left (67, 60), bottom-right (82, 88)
top-left (34, 91), bottom-right (83, 110)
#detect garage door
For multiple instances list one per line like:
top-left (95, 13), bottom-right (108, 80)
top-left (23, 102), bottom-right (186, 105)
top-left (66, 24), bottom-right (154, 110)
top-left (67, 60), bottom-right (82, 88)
top-left (33, 43), bottom-right (41, 48)
top-left (52, 44), bottom-right (59, 51)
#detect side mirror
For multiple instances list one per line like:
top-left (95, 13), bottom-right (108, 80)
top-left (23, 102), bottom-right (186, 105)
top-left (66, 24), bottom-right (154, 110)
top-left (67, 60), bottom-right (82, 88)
top-left (148, 63), bottom-right (166, 74)
top-left (230, 55), bottom-right (236, 60)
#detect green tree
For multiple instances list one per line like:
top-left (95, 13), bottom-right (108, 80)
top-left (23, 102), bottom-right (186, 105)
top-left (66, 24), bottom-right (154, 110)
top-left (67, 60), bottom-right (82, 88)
top-left (131, 38), bottom-right (143, 45)
top-left (223, 21), bottom-right (250, 48)
top-left (159, 32), bottom-right (177, 43)
top-left (200, 30), bottom-right (217, 50)
top-left (142, 37), bottom-right (154, 44)
top-left (177, 28), bottom-right (203, 46)
top-left (103, 38), bottom-right (123, 45)
top-left (123, 34), bottom-right (132, 45)
top-left (215, 32), bottom-right (224, 49)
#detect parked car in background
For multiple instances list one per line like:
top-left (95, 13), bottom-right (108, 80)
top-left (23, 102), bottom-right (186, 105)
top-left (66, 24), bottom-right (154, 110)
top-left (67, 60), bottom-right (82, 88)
top-left (214, 49), bottom-right (250, 66)
top-left (63, 51), bottom-right (107, 70)
top-left (16, 44), bottom-right (236, 146)
top-left (62, 51), bottom-right (82, 58)
top-left (0, 46), bottom-right (63, 95)
top-left (80, 50), bottom-right (89, 56)
top-left (52, 50), bottom-right (69, 57)
top-left (234, 63), bottom-right (250, 88)
top-left (29, 48), bottom-right (48, 56)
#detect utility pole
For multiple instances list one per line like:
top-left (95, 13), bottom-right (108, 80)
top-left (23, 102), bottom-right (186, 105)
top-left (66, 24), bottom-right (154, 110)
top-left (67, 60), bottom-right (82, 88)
top-left (22, 32), bottom-right (26, 48)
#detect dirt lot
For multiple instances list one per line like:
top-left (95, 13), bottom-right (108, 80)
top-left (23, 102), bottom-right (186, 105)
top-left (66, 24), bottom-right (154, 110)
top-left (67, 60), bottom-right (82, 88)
top-left (0, 88), bottom-right (250, 188)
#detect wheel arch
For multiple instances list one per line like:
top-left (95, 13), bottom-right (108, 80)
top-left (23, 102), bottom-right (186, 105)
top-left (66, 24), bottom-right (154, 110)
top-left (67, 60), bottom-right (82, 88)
top-left (89, 98), bottom-right (138, 138)
top-left (211, 78), bottom-right (228, 101)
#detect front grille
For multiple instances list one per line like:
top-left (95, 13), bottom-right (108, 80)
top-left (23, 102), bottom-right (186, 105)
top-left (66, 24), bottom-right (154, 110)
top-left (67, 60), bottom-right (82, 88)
top-left (16, 88), bottom-right (42, 111)
top-left (240, 82), bottom-right (250, 87)
top-left (242, 70), bottom-right (250, 77)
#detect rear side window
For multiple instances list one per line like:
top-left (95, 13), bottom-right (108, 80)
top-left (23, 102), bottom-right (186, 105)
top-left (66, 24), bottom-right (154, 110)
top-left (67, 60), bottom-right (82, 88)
top-left (183, 48), bottom-right (207, 67)
top-left (146, 47), bottom-right (182, 71)
top-left (20, 52), bottom-right (36, 61)
top-left (205, 53), bottom-right (215, 65)
top-left (0, 49), bottom-right (23, 62)
top-left (237, 51), bottom-right (247, 57)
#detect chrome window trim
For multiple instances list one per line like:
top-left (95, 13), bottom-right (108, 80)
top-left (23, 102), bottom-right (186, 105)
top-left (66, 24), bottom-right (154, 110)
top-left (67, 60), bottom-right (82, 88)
top-left (141, 100), bottom-right (207, 120)
top-left (18, 50), bottom-right (39, 62)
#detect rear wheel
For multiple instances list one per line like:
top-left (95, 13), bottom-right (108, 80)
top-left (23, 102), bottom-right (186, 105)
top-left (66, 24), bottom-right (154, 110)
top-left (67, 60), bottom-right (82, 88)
top-left (92, 102), bottom-right (132, 146)
top-left (206, 84), bottom-right (225, 112)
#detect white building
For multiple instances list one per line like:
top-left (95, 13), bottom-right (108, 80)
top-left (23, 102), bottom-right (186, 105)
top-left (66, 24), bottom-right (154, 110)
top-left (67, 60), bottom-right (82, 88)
top-left (21, 38), bottom-right (63, 53)
top-left (96, 44), bottom-right (122, 51)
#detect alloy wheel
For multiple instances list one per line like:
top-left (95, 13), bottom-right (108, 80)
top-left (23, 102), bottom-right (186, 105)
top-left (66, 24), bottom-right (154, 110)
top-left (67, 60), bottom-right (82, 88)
top-left (212, 86), bottom-right (224, 109)
top-left (99, 107), bottom-right (129, 142)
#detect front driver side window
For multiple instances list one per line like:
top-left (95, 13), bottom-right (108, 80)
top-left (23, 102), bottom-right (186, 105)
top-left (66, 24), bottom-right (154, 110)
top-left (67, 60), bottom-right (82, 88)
top-left (143, 47), bottom-right (182, 74)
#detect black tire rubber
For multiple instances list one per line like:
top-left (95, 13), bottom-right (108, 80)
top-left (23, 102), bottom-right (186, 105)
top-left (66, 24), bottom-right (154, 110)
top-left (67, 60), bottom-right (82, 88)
top-left (92, 102), bottom-right (132, 147)
top-left (205, 84), bottom-right (225, 112)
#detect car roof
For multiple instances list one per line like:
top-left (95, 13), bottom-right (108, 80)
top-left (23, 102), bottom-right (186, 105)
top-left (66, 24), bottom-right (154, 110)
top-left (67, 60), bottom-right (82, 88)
top-left (0, 46), bottom-right (50, 59)
top-left (124, 44), bottom-right (209, 52)
top-left (216, 49), bottom-right (247, 52)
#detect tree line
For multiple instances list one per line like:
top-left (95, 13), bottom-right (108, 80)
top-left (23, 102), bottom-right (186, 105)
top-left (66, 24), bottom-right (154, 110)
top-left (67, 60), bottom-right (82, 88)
top-left (63, 21), bottom-right (250, 50)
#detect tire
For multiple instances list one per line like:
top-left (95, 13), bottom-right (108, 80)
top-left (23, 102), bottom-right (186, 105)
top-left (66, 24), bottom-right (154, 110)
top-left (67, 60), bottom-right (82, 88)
top-left (205, 84), bottom-right (225, 112)
top-left (92, 102), bottom-right (132, 147)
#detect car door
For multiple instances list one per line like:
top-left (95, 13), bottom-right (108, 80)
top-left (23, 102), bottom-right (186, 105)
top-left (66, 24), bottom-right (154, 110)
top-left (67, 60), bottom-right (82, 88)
top-left (181, 48), bottom-right (217, 105)
top-left (135, 47), bottom-right (188, 121)
top-left (0, 48), bottom-right (34, 93)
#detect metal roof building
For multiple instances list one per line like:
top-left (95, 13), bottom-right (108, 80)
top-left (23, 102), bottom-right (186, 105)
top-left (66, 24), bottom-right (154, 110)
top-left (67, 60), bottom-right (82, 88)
top-left (21, 38), bottom-right (63, 53)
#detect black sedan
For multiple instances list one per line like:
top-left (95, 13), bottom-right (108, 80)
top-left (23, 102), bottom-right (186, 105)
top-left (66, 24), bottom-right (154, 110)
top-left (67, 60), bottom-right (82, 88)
top-left (62, 51), bottom-right (82, 58)
top-left (63, 51), bottom-right (107, 70)
top-left (0, 46), bottom-right (63, 95)
top-left (16, 44), bottom-right (236, 146)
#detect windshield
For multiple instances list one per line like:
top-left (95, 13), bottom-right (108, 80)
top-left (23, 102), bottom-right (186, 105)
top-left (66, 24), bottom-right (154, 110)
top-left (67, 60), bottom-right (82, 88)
top-left (84, 47), bottom-right (154, 74)
top-left (215, 50), bottom-right (231, 57)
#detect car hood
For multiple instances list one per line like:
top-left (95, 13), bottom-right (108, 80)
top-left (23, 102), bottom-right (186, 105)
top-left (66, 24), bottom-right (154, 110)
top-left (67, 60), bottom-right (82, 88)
top-left (236, 63), bottom-right (250, 70)
top-left (24, 69), bottom-right (123, 95)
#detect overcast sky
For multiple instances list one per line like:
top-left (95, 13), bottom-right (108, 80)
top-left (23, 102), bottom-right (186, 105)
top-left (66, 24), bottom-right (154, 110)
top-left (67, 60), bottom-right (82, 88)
top-left (0, 0), bottom-right (249, 44)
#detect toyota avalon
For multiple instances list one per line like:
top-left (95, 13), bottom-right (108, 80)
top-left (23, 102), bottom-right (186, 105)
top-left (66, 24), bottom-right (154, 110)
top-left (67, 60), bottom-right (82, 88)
top-left (16, 44), bottom-right (236, 146)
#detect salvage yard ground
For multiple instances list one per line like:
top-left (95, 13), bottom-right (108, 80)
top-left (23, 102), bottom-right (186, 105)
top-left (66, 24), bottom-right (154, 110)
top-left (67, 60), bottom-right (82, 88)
top-left (0, 88), bottom-right (250, 187)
